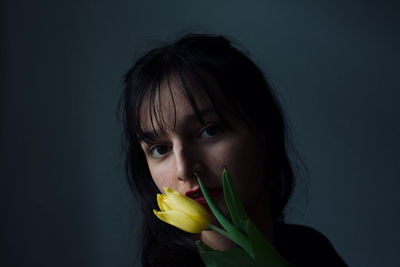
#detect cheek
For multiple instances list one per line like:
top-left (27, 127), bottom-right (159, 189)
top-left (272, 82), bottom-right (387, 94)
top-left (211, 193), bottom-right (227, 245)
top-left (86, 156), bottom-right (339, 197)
top-left (148, 161), bottom-right (176, 192)
top-left (204, 134), bottom-right (263, 171)
top-left (217, 136), bottom-right (264, 169)
top-left (223, 138), bottom-right (266, 201)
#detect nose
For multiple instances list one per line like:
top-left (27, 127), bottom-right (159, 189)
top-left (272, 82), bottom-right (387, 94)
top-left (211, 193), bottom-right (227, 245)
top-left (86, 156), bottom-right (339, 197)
top-left (175, 144), bottom-right (203, 182)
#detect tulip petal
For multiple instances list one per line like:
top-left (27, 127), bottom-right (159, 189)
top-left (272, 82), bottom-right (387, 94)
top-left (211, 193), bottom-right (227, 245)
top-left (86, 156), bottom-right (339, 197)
top-left (157, 194), bottom-right (172, 211)
top-left (153, 209), bottom-right (208, 233)
top-left (163, 187), bottom-right (210, 221)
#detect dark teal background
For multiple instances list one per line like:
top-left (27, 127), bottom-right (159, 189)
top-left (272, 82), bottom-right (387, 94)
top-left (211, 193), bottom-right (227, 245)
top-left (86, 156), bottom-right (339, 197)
top-left (2, 1), bottom-right (399, 266)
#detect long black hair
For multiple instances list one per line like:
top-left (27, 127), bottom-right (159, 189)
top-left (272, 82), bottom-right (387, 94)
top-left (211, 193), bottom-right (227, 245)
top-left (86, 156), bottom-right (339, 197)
top-left (119, 33), bottom-right (296, 267)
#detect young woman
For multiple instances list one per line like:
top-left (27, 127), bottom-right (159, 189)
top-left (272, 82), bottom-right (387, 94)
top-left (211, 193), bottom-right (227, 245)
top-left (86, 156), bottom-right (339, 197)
top-left (119, 34), bottom-right (347, 266)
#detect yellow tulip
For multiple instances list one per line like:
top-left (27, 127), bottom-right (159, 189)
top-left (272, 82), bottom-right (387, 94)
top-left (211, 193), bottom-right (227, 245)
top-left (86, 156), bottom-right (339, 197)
top-left (153, 187), bottom-right (210, 233)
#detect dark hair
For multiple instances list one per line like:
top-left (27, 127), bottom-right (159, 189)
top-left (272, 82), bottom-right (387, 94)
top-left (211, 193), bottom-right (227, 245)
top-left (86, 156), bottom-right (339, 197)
top-left (119, 33), bottom-right (296, 267)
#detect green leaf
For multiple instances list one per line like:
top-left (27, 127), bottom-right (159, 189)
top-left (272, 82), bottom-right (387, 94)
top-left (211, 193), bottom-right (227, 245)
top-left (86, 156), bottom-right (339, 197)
top-left (246, 221), bottom-right (295, 267)
top-left (222, 168), bottom-right (249, 232)
top-left (196, 174), bottom-right (235, 233)
top-left (196, 240), bottom-right (214, 252)
top-left (196, 171), bottom-right (294, 267)
top-left (197, 174), bottom-right (251, 254)
top-left (196, 241), bottom-right (256, 267)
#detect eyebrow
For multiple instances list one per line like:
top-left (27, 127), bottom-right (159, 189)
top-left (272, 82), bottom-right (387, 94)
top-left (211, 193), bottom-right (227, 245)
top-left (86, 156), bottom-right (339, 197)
top-left (140, 107), bottom-right (217, 142)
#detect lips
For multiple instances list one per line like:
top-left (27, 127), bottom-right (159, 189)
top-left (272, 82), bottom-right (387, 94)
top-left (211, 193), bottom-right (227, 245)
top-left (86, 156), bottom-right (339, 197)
top-left (185, 187), bottom-right (222, 205)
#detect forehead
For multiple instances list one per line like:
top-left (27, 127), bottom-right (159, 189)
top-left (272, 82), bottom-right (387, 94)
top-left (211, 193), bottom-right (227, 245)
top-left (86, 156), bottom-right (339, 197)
top-left (139, 76), bottom-right (214, 134)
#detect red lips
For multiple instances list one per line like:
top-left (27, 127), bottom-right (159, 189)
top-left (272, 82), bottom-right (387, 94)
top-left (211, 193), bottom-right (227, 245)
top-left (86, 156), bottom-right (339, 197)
top-left (185, 187), bottom-right (203, 198)
top-left (185, 187), bottom-right (222, 205)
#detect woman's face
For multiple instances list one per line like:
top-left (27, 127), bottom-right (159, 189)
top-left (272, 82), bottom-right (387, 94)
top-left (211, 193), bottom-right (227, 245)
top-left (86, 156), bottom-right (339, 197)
top-left (139, 79), bottom-right (271, 220)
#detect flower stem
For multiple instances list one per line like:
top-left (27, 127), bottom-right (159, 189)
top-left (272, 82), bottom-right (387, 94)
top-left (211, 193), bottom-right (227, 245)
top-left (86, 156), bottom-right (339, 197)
top-left (208, 224), bottom-right (231, 240)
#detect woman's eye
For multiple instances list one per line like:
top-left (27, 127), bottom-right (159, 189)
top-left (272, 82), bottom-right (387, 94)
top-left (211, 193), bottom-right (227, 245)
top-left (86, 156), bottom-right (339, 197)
top-left (199, 125), bottom-right (220, 139)
top-left (149, 145), bottom-right (171, 158)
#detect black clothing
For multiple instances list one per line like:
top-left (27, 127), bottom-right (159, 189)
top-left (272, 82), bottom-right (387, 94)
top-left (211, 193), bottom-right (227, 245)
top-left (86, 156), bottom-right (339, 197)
top-left (143, 223), bottom-right (348, 266)
top-left (274, 223), bottom-right (348, 267)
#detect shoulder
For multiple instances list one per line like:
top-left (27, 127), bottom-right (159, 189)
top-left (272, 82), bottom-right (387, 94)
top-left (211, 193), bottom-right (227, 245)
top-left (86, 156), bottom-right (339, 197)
top-left (274, 223), bottom-right (348, 267)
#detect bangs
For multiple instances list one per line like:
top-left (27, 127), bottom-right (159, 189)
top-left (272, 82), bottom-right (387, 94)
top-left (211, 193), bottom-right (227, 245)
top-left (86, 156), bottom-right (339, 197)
top-left (133, 63), bottom-right (229, 143)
